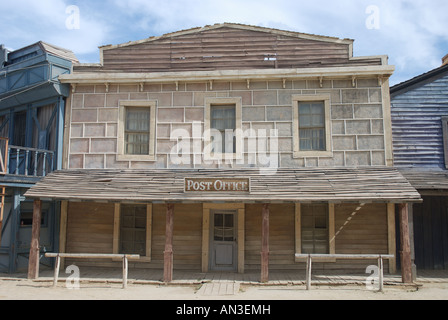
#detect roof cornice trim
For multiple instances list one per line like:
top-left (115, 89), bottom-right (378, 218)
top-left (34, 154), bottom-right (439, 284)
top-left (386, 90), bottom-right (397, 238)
top-left (59, 65), bottom-right (395, 85)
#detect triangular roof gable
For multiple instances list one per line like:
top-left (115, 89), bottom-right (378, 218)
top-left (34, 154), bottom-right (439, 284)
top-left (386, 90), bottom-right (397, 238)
top-left (96, 23), bottom-right (383, 72)
top-left (100, 23), bottom-right (354, 51)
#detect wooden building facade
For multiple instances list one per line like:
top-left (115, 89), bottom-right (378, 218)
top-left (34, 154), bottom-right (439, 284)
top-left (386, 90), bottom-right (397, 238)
top-left (0, 42), bottom-right (77, 272)
top-left (24, 24), bottom-right (420, 282)
top-left (391, 59), bottom-right (448, 271)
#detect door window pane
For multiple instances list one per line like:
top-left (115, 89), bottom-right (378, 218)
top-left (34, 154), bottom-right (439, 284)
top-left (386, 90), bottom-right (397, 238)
top-left (214, 213), bottom-right (235, 242)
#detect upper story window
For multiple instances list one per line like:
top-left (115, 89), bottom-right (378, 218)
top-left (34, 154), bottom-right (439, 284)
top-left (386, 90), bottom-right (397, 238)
top-left (204, 97), bottom-right (242, 161)
top-left (293, 94), bottom-right (332, 158)
top-left (298, 102), bottom-right (326, 151)
top-left (125, 107), bottom-right (150, 155)
top-left (210, 105), bottom-right (236, 154)
top-left (118, 101), bottom-right (156, 161)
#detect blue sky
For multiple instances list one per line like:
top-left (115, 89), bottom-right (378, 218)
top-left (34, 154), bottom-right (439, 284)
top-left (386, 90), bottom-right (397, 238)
top-left (1, 0), bottom-right (448, 85)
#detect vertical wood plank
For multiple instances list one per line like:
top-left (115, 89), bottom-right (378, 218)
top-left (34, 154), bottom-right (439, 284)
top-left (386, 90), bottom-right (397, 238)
top-left (201, 206), bottom-right (210, 273)
top-left (237, 207), bottom-right (245, 274)
top-left (28, 199), bottom-right (42, 280)
top-left (328, 203), bottom-right (335, 254)
top-left (146, 204), bottom-right (152, 260)
top-left (387, 203), bottom-right (397, 273)
top-left (399, 203), bottom-right (412, 283)
top-left (59, 201), bottom-right (68, 269)
top-left (164, 203), bottom-right (175, 283)
top-left (295, 203), bottom-right (301, 259)
top-left (261, 203), bottom-right (269, 283)
top-left (113, 203), bottom-right (120, 254)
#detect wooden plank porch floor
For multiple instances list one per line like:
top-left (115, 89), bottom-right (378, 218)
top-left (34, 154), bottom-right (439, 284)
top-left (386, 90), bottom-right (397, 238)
top-left (27, 267), bottom-right (447, 286)
top-left (3, 268), bottom-right (447, 286)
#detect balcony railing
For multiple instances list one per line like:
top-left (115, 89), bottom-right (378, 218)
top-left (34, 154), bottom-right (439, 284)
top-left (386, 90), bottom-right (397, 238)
top-left (0, 138), bottom-right (55, 178)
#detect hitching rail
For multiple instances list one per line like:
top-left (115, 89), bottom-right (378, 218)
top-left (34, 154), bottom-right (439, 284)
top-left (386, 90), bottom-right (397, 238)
top-left (45, 253), bottom-right (140, 289)
top-left (295, 254), bottom-right (395, 291)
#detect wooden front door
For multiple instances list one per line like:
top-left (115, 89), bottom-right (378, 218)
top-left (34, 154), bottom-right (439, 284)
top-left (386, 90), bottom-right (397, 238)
top-left (210, 210), bottom-right (237, 271)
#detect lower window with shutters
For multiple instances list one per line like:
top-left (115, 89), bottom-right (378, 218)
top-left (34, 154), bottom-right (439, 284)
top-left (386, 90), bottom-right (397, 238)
top-left (301, 204), bottom-right (329, 254)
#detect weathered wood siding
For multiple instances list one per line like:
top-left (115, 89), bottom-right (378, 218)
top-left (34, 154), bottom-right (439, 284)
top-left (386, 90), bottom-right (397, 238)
top-left (66, 202), bottom-right (116, 267)
top-left (245, 204), bottom-right (297, 271)
top-left (391, 72), bottom-right (448, 168)
top-left (413, 196), bottom-right (448, 270)
top-left (333, 203), bottom-right (389, 271)
top-left (65, 202), bottom-right (390, 272)
top-left (97, 26), bottom-right (382, 73)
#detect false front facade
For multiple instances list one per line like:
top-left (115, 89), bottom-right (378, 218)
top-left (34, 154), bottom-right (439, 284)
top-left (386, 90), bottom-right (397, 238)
top-left (25, 24), bottom-right (420, 282)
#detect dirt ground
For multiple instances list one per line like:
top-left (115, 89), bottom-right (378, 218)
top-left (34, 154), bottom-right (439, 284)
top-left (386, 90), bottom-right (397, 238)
top-left (0, 279), bottom-right (447, 300)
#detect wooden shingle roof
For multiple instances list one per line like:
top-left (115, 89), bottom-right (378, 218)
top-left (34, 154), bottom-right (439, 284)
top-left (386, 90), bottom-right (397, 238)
top-left (24, 167), bottom-right (421, 204)
top-left (400, 170), bottom-right (448, 190)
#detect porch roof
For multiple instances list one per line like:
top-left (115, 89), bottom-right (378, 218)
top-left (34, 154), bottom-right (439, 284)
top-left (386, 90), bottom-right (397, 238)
top-left (24, 167), bottom-right (421, 204)
top-left (399, 169), bottom-right (448, 190)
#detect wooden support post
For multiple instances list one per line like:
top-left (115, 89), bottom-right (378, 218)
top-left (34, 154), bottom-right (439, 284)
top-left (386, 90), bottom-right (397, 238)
top-left (122, 256), bottom-right (129, 289)
top-left (164, 204), bottom-right (174, 283)
top-left (399, 203), bottom-right (413, 283)
top-left (261, 203), bottom-right (270, 283)
top-left (28, 199), bottom-right (42, 280)
top-left (378, 256), bottom-right (384, 292)
top-left (53, 254), bottom-right (61, 287)
top-left (306, 254), bottom-right (312, 290)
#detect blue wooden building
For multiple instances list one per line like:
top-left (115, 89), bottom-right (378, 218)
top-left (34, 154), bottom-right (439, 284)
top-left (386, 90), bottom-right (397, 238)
top-left (391, 55), bottom-right (448, 271)
top-left (0, 42), bottom-right (77, 273)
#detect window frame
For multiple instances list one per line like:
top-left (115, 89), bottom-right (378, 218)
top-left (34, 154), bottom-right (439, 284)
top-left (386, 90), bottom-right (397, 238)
top-left (293, 94), bottom-right (332, 158)
top-left (118, 100), bottom-right (157, 162)
top-left (204, 97), bottom-right (242, 161)
top-left (113, 203), bottom-right (152, 262)
top-left (119, 204), bottom-right (148, 256)
top-left (295, 203), bottom-right (335, 261)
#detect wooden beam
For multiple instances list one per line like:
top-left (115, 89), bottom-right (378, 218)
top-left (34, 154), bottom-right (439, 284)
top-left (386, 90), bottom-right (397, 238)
top-left (328, 203), bottom-right (335, 254)
top-left (237, 207), bottom-right (245, 274)
top-left (201, 205), bottom-right (210, 273)
top-left (399, 203), bottom-right (412, 283)
top-left (164, 203), bottom-right (175, 283)
top-left (28, 199), bottom-right (42, 280)
top-left (261, 203), bottom-right (270, 283)
top-left (387, 203), bottom-right (397, 274)
top-left (0, 186), bottom-right (6, 247)
top-left (59, 201), bottom-right (68, 269)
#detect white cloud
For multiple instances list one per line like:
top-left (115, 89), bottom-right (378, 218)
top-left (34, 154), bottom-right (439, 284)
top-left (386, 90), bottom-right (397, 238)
top-left (0, 0), bottom-right (109, 62)
top-left (2, 0), bottom-right (447, 75)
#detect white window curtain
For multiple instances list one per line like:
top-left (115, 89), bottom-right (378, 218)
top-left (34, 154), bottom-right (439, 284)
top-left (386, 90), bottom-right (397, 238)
top-left (125, 107), bottom-right (150, 155)
top-left (299, 102), bottom-right (326, 151)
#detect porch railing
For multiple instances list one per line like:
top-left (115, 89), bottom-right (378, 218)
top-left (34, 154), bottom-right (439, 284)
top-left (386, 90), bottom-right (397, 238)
top-left (45, 253), bottom-right (140, 289)
top-left (2, 143), bottom-right (55, 177)
top-left (295, 253), bottom-right (395, 292)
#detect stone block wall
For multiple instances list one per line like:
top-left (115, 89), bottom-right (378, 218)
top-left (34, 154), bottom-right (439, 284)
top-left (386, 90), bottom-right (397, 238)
top-left (66, 78), bottom-right (386, 169)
